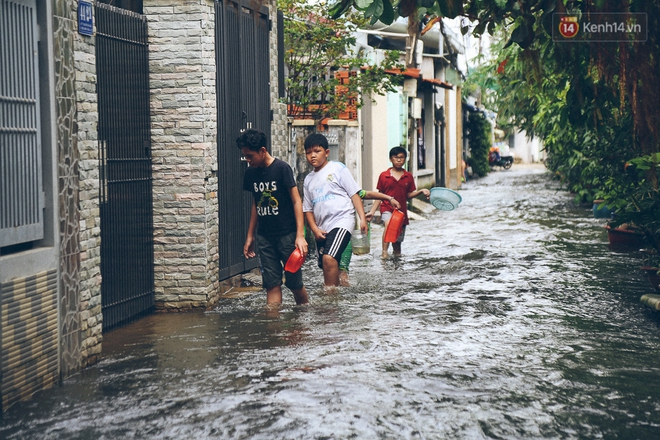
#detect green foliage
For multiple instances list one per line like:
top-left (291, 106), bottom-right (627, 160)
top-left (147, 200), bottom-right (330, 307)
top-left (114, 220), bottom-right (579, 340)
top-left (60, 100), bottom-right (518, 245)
top-left (597, 154), bottom-right (660, 250)
top-left (330, 0), bottom-right (660, 253)
top-left (280, 0), bottom-right (403, 122)
top-left (472, 1), bottom-right (660, 253)
top-left (330, 0), bottom-right (553, 38)
top-left (466, 111), bottom-right (491, 177)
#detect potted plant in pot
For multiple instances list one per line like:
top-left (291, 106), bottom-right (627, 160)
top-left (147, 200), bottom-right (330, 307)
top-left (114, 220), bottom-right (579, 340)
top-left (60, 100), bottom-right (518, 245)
top-left (597, 153), bottom-right (660, 252)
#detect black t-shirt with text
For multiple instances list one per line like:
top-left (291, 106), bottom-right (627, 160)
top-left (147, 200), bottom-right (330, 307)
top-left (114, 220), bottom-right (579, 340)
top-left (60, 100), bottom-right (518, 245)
top-left (242, 158), bottom-right (297, 237)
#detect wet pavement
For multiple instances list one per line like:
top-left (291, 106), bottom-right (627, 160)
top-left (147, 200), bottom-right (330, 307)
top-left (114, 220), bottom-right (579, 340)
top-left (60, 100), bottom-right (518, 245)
top-left (2, 164), bottom-right (660, 439)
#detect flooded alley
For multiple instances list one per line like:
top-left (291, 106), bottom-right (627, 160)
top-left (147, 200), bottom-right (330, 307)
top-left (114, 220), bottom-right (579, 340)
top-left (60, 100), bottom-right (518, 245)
top-left (2, 165), bottom-right (659, 439)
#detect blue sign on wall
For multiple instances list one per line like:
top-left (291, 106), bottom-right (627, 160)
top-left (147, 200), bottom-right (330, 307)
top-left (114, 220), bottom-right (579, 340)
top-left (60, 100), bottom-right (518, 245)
top-left (78, 1), bottom-right (93, 36)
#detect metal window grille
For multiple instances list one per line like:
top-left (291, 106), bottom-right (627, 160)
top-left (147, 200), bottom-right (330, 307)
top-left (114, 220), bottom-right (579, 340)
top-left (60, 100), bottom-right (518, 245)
top-left (0, 0), bottom-right (44, 248)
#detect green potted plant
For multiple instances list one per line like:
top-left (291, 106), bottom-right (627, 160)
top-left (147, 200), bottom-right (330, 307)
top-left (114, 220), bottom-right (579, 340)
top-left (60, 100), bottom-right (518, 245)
top-left (597, 153), bottom-right (660, 251)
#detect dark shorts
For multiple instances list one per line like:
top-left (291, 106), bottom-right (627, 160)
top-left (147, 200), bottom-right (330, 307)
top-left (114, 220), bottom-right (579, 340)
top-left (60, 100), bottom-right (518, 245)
top-left (257, 231), bottom-right (304, 291)
top-left (316, 227), bottom-right (351, 269)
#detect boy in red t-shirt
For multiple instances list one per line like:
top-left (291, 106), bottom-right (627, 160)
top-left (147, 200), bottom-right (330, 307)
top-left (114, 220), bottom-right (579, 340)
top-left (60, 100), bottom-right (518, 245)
top-left (367, 146), bottom-right (430, 258)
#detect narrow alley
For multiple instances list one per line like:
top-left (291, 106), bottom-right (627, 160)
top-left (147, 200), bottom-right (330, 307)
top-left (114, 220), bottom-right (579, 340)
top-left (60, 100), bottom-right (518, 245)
top-left (1, 165), bottom-right (658, 439)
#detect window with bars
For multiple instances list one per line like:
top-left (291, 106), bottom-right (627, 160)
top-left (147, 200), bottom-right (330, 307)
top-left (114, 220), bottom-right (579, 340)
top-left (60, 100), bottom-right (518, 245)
top-left (0, 0), bottom-right (44, 248)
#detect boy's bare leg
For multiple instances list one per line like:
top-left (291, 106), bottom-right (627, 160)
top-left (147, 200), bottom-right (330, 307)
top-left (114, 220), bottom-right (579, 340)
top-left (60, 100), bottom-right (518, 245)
top-left (266, 285), bottom-right (283, 305)
top-left (381, 242), bottom-right (390, 258)
top-left (392, 242), bottom-right (402, 256)
top-left (322, 254), bottom-right (340, 286)
top-left (381, 219), bottom-right (390, 258)
top-left (292, 287), bottom-right (309, 305)
top-left (339, 270), bottom-right (350, 287)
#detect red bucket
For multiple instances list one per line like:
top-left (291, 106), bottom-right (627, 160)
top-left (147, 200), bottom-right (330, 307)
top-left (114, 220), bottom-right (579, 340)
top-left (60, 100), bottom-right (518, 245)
top-left (384, 209), bottom-right (405, 243)
top-left (284, 247), bottom-right (305, 273)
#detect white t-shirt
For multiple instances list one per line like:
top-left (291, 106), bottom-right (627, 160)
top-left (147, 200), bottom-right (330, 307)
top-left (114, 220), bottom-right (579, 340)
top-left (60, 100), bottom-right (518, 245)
top-left (303, 161), bottom-right (360, 232)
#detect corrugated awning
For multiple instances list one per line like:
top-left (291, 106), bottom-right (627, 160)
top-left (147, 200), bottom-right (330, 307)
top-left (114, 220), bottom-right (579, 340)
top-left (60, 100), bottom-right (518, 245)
top-left (422, 77), bottom-right (454, 90)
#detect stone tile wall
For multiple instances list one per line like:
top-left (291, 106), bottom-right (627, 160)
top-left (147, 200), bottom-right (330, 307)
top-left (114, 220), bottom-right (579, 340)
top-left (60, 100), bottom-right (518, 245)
top-left (73, 4), bottom-right (103, 367)
top-left (146, 0), bottom-right (220, 309)
top-left (53, 0), bottom-right (102, 376)
top-left (54, 0), bottom-right (81, 377)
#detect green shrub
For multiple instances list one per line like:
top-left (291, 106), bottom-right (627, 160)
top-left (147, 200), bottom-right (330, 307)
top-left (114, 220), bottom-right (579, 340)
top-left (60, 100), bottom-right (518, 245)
top-left (466, 111), bottom-right (492, 177)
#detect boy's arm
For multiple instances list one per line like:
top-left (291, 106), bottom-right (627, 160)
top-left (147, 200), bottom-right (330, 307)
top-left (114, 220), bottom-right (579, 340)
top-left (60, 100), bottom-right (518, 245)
top-left (407, 188), bottom-right (431, 200)
top-left (363, 191), bottom-right (400, 221)
top-left (351, 193), bottom-right (368, 233)
top-left (244, 201), bottom-right (258, 259)
top-left (366, 200), bottom-right (381, 221)
top-left (305, 211), bottom-right (326, 241)
top-left (289, 187), bottom-right (308, 255)
top-left (364, 190), bottom-right (401, 210)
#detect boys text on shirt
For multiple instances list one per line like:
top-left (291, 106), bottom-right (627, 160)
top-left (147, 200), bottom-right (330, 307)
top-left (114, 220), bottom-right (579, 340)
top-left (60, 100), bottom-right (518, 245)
top-left (243, 158), bottom-right (297, 237)
top-left (376, 168), bottom-right (416, 225)
top-left (303, 161), bottom-right (361, 232)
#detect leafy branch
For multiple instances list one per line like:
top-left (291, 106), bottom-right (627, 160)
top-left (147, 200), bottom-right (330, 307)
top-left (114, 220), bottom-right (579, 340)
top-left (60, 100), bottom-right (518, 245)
top-left (280, 0), bottom-right (403, 122)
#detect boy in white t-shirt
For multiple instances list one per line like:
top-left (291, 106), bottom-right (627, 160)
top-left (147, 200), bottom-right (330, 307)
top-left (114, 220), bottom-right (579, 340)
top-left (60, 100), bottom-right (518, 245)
top-left (302, 133), bottom-right (368, 288)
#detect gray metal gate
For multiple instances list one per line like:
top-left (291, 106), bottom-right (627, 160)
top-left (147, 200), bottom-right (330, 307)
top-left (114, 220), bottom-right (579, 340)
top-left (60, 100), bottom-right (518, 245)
top-left (96, 3), bottom-right (154, 330)
top-left (215, 0), bottom-right (271, 280)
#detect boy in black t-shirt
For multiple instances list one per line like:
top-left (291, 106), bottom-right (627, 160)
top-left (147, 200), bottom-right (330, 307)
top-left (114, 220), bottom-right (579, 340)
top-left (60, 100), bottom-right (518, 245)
top-left (238, 129), bottom-right (309, 305)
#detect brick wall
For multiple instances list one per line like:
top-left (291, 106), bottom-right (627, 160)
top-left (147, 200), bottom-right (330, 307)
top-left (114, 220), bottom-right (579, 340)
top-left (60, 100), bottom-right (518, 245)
top-left (147, 0), bottom-right (220, 309)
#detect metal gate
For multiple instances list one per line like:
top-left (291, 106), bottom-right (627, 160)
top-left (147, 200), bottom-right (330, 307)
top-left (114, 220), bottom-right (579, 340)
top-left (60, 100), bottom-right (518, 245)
top-left (96, 3), bottom-right (154, 330)
top-left (215, 0), bottom-right (271, 280)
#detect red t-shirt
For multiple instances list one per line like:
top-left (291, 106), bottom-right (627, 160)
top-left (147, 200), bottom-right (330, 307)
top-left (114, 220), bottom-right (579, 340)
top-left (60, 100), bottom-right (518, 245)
top-left (376, 168), bottom-right (416, 225)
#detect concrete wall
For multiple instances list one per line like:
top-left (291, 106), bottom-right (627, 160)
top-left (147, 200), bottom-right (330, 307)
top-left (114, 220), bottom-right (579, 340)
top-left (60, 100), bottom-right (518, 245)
top-left (361, 92), bottom-right (404, 192)
top-left (445, 86), bottom-right (462, 190)
top-left (510, 129), bottom-right (545, 163)
top-left (290, 121), bottom-right (361, 188)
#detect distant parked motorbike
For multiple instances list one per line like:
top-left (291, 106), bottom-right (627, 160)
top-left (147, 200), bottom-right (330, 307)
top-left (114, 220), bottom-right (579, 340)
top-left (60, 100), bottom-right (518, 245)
top-left (489, 146), bottom-right (514, 170)
top-left (489, 153), bottom-right (514, 169)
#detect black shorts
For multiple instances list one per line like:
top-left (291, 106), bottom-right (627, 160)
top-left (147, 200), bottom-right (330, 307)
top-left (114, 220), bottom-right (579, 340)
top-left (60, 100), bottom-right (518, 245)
top-left (316, 227), bottom-right (351, 269)
top-left (257, 231), bottom-right (304, 291)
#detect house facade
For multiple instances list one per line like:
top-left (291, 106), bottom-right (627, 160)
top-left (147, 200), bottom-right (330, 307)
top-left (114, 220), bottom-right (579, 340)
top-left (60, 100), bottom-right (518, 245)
top-left (357, 19), bottom-right (465, 192)
top-left (1, 0), bottom-right (285, 410)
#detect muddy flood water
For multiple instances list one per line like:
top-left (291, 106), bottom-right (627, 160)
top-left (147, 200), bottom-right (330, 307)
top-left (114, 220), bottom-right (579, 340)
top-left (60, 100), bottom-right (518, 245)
top-left (2, 165), bottom-right (660, 439)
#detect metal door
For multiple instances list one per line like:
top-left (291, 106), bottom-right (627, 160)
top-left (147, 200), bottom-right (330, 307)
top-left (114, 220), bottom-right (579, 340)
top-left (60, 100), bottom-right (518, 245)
top-left (215, 0), bottom-right (271, 280)
top-left (96, 3), bottom-right (154, 330)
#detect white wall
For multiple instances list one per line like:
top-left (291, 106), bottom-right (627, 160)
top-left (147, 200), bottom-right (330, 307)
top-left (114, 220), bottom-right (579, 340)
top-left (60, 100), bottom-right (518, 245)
top-left (448, 88), bottom-right (458, 169)
top-left (511, 129), bottom-right (545, 163)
